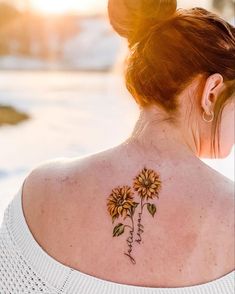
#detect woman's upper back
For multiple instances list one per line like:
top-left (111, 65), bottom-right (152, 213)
top-left (21, 144), bottom-right (235, 289)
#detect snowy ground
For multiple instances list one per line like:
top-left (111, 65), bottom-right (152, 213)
top-left (0, 71), bottom-right (234, 224)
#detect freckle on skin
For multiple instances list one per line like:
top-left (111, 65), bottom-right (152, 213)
top-left (60, 176), bottom-right (70, 183)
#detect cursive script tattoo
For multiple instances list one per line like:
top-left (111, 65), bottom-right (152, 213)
top-left (124, 227), bottom-right (136, 264)
top-left (107, 167), bottom-right (162, 264)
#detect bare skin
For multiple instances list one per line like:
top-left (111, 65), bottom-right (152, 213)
top-left (22, 74), bottom-right (235, 288)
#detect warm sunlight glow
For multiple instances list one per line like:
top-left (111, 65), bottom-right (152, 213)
top-left (30, 0), bottom-right (106, 14)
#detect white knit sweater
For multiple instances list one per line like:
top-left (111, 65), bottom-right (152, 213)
top-left (0, 182), bottom-right (234, 294)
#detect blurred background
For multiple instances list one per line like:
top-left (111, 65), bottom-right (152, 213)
top-left (0, 0), bottom-right (234, 223)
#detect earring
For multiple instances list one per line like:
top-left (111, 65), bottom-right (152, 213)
top-left (202, 110), bottom-right (214, 123)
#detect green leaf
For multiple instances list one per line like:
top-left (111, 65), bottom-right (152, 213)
top-left (112, 216), bottom-right (116, 224)
top-left (113, 223), bottom-right (125, 237)
top-left (130, 202), bottom-right (139, 216)
top-left (147, 203), bottom-right (157, 217)
top-left (133, 202), bottom-right (139, 208)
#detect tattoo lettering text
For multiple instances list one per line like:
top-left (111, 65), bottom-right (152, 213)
top-left (107, 167), bottom-right (162, 264)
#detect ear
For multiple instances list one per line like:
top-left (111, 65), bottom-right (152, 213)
top-left (201, 73), bottom-right (224, 114)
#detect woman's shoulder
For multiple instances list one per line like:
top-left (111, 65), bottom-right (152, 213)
top-left (20, 153), bottom-right (234, 282)
top-left (22, 153), bottom-right (234, 227)
top-left (21, 154), bottom-right (107, 235)
top-left (22, 154), bottom-right (96, 198)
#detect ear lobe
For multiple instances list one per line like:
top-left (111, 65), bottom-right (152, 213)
top-left (201, 73), bottom-right (224, 114)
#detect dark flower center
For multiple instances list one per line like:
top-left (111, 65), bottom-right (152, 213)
top-left (117, 197), bottom-right (124, 206)
top-left (144, 180), bottom-right (150, 186)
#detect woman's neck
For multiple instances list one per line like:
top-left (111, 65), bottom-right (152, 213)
top-left (123, 106), bottom-right (200, 162)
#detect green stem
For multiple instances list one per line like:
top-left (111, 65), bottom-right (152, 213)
top-left (140, 198), bottom-right (143, 213)
top-left (126, 212), bottom-right (134, 232)
top-left (130, 214), bottom-right (134, 231)
top-left (124, 224), bottom-right (132, 230)
top-left (142, 202), bottom-right (148, 209)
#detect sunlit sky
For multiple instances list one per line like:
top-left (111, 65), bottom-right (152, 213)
top-left (19, 0), bottom-right (211, 14)
top-left (29, 0), bottom-right (107, 14)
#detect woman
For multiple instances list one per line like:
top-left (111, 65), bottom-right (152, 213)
top-left (0, 0), bottom-right (234, 293)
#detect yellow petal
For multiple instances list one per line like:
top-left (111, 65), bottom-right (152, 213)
top-left (147, 190), bottom-right (151, 197)
top-left (138, 176), bottom-right (144, 183)
top-left (123, 203), bottom-right (130, 209)
top-left (140, 173), bottom-right (146, 180)
top-left (117, 206), bottom-right (123, 215)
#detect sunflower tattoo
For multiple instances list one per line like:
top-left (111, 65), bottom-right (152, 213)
top-left (107, 186), bottom-right (139, 264)
top-left (133, 167), bottom-right (161, 245)
top-left (106, 166), bottom-right (162, 264)
top-left (133, 167), bottom-right (161, 200)
top-left (107, 186), bottom-right (137, 223)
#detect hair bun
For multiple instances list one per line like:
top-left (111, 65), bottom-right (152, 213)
top-left (108, 0), bottom-right (177, 45)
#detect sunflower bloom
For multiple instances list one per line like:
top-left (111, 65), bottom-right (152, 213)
top-left (107, 186), bottom-right (135, 221)
top-left (133, 167), bottom-right (161, 200)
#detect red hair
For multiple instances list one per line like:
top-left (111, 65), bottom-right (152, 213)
top-left (108, 0), bottom-right (235, 157)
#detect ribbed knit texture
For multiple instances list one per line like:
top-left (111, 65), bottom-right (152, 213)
top-left (0, 182), bottom-right (234, 294)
